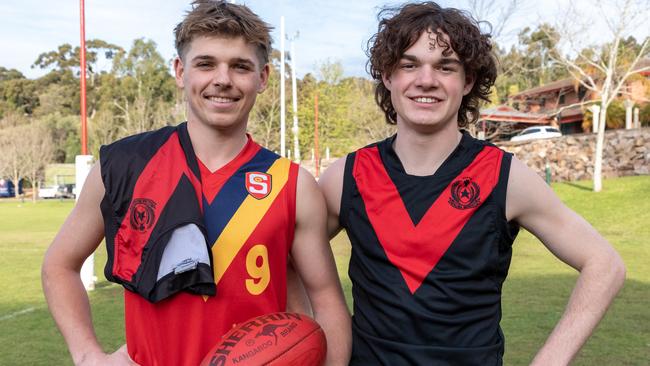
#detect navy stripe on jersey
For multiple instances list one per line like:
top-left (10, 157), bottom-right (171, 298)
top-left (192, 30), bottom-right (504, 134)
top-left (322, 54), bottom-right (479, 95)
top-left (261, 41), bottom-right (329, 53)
top-left (203, 148), bottom-right (279, 245)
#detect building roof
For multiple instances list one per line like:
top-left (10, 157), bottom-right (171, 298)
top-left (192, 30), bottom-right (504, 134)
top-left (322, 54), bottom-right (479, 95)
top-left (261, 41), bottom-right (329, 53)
top-left (634, 58), bottom-right (650, 77)
top-left (480, 105), bottom-right (552, 124)
top-left (480, 105), bottom-right (586, 125)
top-left (510, 78), bottom-right (577, 99)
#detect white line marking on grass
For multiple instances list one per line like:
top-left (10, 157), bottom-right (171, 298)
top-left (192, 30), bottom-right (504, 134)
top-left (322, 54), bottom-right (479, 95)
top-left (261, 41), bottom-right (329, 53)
top-left (0, 307), bottom-right (37, 321)
top-left (0, 282), bottom-right (121, 322)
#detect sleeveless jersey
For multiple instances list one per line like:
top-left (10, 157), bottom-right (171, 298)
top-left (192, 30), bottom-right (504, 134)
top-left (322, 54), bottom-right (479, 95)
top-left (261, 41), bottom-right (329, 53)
top-left (101, 126), bottom-right (298, 366)
top-left (341, 132), bottom-right (519, 365)
top-left (100, 123), bottom-right (213, 303)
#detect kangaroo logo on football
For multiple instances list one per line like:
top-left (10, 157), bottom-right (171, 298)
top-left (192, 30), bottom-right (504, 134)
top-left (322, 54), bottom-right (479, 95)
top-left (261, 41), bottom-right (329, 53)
top-left (246, 172), bottom-right (271, 199)
top-left (255, 323), bottom-right (290, 345)
top-left (448, 177), bottom-right (481, 210)
top-left (129, 198), bottom-right (156, 232)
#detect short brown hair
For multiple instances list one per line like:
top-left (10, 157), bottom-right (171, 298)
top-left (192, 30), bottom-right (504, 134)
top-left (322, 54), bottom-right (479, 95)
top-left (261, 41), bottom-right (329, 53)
top-left (367, 2), bottom-right (497, 127)
top-left (174, 0), bottom-right (273, 64)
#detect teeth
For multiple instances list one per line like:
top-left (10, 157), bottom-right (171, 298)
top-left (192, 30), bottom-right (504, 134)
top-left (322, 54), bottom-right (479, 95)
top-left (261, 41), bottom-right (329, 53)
top-left (207, 96), bottom-right (235, 103)
top-left (414, 97), bottom-right (438, 103)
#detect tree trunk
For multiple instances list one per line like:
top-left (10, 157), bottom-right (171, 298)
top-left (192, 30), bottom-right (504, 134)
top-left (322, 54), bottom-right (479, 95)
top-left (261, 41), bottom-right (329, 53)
top-left (31, 171), bottom-right (37, 203)
top-left (593, 99), bottom-right (609, 192)
top-left (12, 170), bottom-right (19, 199)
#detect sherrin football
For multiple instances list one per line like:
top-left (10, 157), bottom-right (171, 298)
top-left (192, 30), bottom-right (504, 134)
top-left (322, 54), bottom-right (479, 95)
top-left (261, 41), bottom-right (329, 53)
top-left (200, 312), bottom-right (327, 366)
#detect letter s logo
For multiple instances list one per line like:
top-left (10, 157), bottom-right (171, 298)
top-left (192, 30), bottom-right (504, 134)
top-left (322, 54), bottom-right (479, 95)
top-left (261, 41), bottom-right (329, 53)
top-left (245, 172), bottom-right (271, 199)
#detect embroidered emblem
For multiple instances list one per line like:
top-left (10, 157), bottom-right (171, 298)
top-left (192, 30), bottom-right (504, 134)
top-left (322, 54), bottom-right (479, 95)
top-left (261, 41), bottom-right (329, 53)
top-left (129, 198), bottom-right (156, 232)
top-left (448, 177), bottom-right (481, 209)
top-left (245, 172), bottom-right (272, 199)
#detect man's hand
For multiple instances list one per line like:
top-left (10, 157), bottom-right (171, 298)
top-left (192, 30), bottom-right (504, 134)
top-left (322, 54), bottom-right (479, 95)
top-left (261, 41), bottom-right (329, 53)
top-left (78, 345), bottom-right (139, 366)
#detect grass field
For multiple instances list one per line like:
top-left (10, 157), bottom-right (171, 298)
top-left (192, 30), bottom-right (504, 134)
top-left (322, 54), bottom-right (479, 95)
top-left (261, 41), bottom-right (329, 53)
top-left (1, 176), bottom-right (649, 365)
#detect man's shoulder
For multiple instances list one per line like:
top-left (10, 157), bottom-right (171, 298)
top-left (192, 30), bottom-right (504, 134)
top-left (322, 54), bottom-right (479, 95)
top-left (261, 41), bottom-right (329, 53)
top-left (102, 124), bottom-right (179, 154)
top-left (458, 130), bottom-right (513, 157)
top-left (98, 123), bottom-right (185, 184)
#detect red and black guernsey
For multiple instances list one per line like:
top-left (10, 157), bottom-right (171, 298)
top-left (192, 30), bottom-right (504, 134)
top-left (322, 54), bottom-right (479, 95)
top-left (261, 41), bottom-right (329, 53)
top-left (100, 122), bottom-right (214, 303)
top-left (341, 132), bottom-right (519, 366)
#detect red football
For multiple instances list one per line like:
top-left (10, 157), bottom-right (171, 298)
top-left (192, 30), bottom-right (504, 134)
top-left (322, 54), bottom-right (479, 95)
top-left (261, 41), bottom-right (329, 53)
top-left (200, 312), bottom-right (327, 366)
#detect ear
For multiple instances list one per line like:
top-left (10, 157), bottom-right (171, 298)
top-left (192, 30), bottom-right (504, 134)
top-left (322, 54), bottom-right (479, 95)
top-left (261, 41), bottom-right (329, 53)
top-left (173, 57), bottom-right (185, 88)
top-left (381, 72), bottom-right (393, 92)
top-left (463, 72), bottom-right (475, 96)
top-left (258, 63), bottom-right (270, 93)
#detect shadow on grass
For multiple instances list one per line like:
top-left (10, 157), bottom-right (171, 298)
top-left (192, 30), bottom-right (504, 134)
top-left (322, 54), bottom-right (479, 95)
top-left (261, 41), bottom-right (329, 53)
top-left (501, 274), bottom-right (649, 366)
top-left (561, 181), bottom-right (593, 192)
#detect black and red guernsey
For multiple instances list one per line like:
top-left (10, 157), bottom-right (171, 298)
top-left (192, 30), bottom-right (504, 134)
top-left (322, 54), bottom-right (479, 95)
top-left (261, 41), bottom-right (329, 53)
top-left (341, 132), bottom-right (520, 365)
top-left (100, 122), bottom-right (214, 303)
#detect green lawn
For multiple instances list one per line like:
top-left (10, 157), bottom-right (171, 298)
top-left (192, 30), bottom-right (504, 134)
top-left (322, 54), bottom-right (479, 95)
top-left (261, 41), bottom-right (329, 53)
top-left (1, 176), bottom-right (649, 365)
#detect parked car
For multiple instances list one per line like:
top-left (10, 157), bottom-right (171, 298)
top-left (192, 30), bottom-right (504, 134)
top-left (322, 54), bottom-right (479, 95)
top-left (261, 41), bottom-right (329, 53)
top-left (510, 126), bottom-right (562, 142)
top-left (0, 179), bottom-right (15, 197)
top-left (38, 186), bottom-right (59, 199)
top-left (39, 185), bottom-right (75, 199)
top-left (0, 179), bottom-right (22, 197)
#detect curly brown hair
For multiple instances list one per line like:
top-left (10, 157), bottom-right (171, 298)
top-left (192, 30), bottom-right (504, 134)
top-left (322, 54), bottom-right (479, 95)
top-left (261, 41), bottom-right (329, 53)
top-left (174, 0), bottom-right (273, 65)
top-left (366, 2), bottom-right (497, 127)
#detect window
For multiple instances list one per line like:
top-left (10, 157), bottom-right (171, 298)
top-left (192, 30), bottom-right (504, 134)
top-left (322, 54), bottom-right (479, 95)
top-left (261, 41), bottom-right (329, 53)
top-left (521, 128), bottom-right (540, 135)
top-left (578, 87), bottom-right (587, 100)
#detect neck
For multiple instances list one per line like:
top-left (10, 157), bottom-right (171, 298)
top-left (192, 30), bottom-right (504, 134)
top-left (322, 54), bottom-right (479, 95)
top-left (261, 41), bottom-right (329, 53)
top-left (393, 124), bottom-right (462, 176)
top-left (186, 120), bottom-right (249, 172)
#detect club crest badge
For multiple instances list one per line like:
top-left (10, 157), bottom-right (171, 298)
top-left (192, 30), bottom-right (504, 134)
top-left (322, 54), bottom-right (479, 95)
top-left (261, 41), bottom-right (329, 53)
top-left (448, 177), bottom-right (481, 210)
top-left (129, 198), bottom-right (156, 232)
top-left (246, 172), bottom-right (272, 199)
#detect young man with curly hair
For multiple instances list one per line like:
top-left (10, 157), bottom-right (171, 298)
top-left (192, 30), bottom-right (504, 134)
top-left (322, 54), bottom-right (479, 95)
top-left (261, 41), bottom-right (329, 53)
top-left (42, 1), bottom-right (350, 365)
top-left (318, 2), bottom-right (625, 365)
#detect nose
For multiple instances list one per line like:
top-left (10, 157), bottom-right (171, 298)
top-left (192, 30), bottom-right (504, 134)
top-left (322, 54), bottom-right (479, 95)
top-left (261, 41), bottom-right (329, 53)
top-left (415, 65), bottom-right (440, 89)
top-left (212, 64), bottom-right (232, 88)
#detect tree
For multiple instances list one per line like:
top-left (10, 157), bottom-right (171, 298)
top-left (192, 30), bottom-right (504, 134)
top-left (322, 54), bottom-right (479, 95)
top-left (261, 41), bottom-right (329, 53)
top-left (492, 24), bottom-right (569, 104)
top-left (32, 39), bottom-right (122, 79)
top-left (0, 124), bottom-right (27, 198)
top-left (0, 119), bottom-right (56, 200)
top-left (0, 67), bottom-right (25, 82)
top-left (297, 61), bottom-right (362, 159)
top-left (547, 0), bottom-right (650, 191)
top-left (465, 0), bottom-right (521, 40)
top-left (106, 39), bottom-right (177, 137)
top-left (21, 121), bottom-right (55, 202)
top-left (249, 57), bottom-right (282, 150)
top-left (0, 77), bottom-right (38, 115)
top-left (40, 113), bottom-right (80, 163)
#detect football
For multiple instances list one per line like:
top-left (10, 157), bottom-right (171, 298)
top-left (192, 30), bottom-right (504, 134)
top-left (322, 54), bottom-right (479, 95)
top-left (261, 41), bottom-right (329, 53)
top-left (200, 312), bottom-right (327, 366)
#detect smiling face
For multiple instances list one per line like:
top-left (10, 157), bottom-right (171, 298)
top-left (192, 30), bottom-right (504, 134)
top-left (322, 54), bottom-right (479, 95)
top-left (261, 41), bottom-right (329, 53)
top-left (382, 30), bottom-right (474, 133)
top-left (174, 35), bottom-right (269, 132)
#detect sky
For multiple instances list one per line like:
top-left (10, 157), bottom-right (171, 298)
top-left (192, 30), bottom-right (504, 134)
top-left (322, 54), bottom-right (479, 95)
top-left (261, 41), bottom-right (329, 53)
top-left (1, 0), bottom-right (648, 80)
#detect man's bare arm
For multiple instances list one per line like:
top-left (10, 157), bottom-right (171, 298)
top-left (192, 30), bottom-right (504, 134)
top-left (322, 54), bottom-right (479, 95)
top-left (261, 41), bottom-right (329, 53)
top-left (318, 157), bottom-right (346, 239)
top-left (286, 157), bottom-right (347, 318)
top-left (41, 164), bottom-right (137, 366)
top-left (506, 157), bottom-right (625, 365)
top-left (291, 167), bottom-right (351, 365)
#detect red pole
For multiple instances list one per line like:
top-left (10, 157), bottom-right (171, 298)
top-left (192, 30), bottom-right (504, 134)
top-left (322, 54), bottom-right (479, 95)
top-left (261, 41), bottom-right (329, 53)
top-left (314, 93), bottom-right (320, 178)
top-left (79, 0), bottom-right (88, 155)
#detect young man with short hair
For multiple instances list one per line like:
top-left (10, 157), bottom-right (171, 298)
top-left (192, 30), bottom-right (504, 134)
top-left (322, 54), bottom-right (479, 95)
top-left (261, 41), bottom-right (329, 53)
top-left (319, 2), bottom-right (625, 365)
top-left (42, 1), bottom-right (351, 365)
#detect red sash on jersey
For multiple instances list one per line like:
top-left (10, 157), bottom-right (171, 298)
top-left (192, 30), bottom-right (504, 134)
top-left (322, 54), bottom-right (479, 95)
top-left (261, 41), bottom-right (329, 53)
top-left (353, 145), bottom-right (503, 294)
top-left (113, 132), bottom-right (203, 282)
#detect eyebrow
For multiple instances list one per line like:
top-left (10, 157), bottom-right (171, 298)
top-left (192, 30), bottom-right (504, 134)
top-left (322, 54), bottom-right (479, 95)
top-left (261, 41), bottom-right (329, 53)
top-left (231, 57), bottom-right (256, 66)
top-left (400, 54), bottom-right (462, 66)
top-left (190, 55), bottom-right (256, 66)
top-left (191, 55), bottom-right (216, 63)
